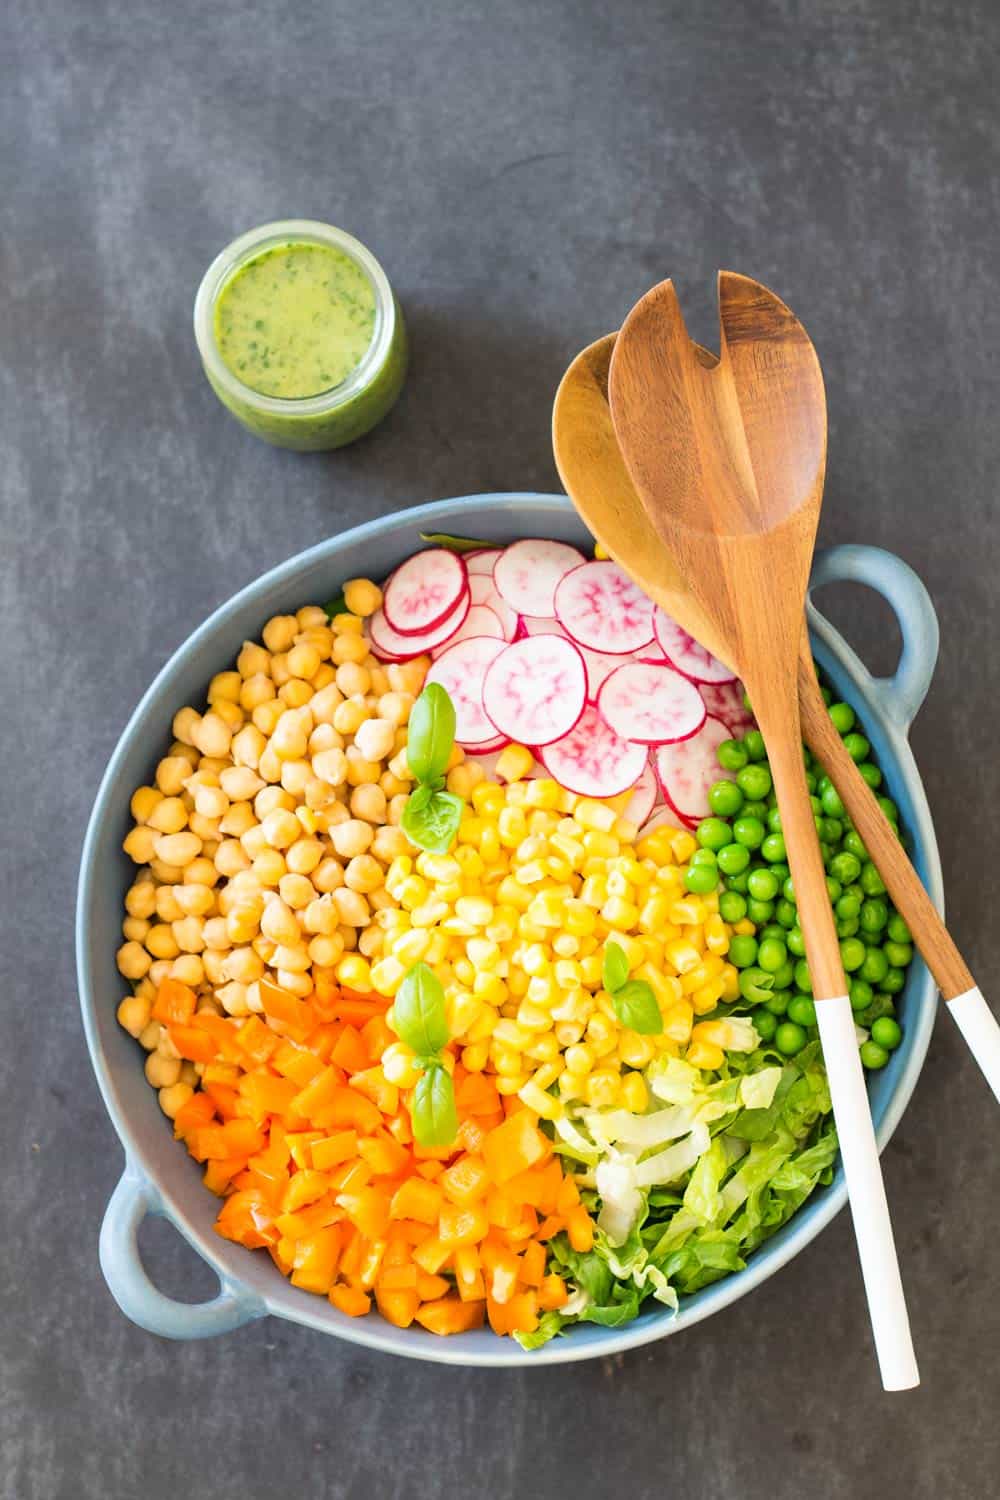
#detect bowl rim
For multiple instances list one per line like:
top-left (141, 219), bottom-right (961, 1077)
top-left (77, 492), bottom-right (941, 1365)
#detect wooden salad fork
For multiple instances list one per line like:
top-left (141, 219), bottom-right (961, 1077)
top-left (553, 331), bottom-right (1000, 1106)
top-left (607, 272), bottom-right (918, 1389)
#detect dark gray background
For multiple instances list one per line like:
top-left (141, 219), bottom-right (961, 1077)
top-left (3, 1), bottom-right (998, 1496)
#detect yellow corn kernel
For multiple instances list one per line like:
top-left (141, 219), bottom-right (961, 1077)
top-left (687, 1038), bottom-right (725, 1071)
top-left (620, 1072), bottom-right (648, 1114)
top-left (491, 1043), bottom-right (525, 1077)
top-left (582, 830), bottom-right (619, 861)
top-left (495, 1073), bottom-right (530, 1096)
top-left (410, 897), bottom-right (451, 928)
top-left (525, 891), bottom-right (565, 928)
top-left (336, 954), bottom-right (374, 991)
top-left (635, 827), bottom-right (677, 864)
top-left (705, 913), bottom-right (730, 955)
top-left (678, 957), bottom-right (721, 995)
top-left (670, 830), bottom-right (698, 863)
top-left (586, 1070), bottom-right (621, 1108)
top-left (515, 1001), bottom-right (552, 1032)
top-left (416, 853), bottom-right (462, 885)
top-left (601, 896), bottom-right (640, 931)
top-left (670, 897), bottom-right (705, 926)
top-left (664, 938), bottom-right (703, 975)
top-left (524, 779), bottom-right (561, 810)
top-left (554, 958), bottom-right (583, 990)
top-left (518, 1081), bottom-right (563, 1119)
top-left (613, 817), bottom-right (639, 844)
top-left (369, 955), bottom-right (406, 995)
top-left (573, 798), bottom-right (617, 833)
top-left (579, 953), bottom-right (603, 987)
top-left (382, 1042), bottom-right (420, 1087)
top-left (465, 1007), bottom-right (498, 1043)
top-left (492, 1019), bottom-right (530, 1049)
top-left (448, 992), bottom-right (483, 1038)
top-left (721, 963), bottom-right (741, 1001)
top-left (391, 928), bottom-right (431, 967)
top-left (497, 875), bottom-right (532, 911)
top-left (617, 1031), bottom-right (654, 1070)
top-left (549, 832), bottom-right (585, 870)
top-left (471, 972), bottom-right (507, 1007)
top-left (733, 918), bottom-right (756, 937)
top-left (451, 956), bottom-right (475, 987)
top-left (662, 1001), bottom-right (694, 1044)
top-left (478, 826), bottom-right (502, 864)
top-left (579, 876), bottom-right (607, 909)
top-left (471, 782), bottom-right (505, 818)
top-left (691, 978), bottom-right (726, 1014)
top-left (454, 896), bottom-right (493, 928)
top-left (493, 743), bottom-right (534, 782)
top-left (564, 1043), bottom-right (595, 1075)
top-left (455, 846), bottom-right (485, 879)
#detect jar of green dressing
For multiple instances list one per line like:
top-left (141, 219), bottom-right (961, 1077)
top-left (194, 219), bottom-right (407, 451)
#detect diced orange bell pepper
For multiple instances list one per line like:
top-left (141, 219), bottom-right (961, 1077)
top-left (329, 1283), bottom-right (371, 1317)
top-left (203, 1081), bottom-right (239, 1120)
top-left (414, 1296), bottom-right (486, 1335)
top-left (167, 1023), bottom-right (218, 1062)
top-left (349, 1067), bottom-right (399, 1116)
top-left (389, 1176), bottom-right (443, 1226)
top-left (238, 1073), bottom-right (300, 1120)
top-left (152, 977), bottom-right (197, 1025)
top-left (361, 1013), bottom-right (394, 1063)
top-left (283, 1169), bottom-right (330, 1213)
top-left (331, 1025), bottom-right (369, 1074)
top-left (315, 1088), bottom-right (382, 1135)
top-left (235, 1014), bottom-right (280, 1065)
top-left (358, 1238), bottom-right (388, 1289)
top-left (336, 1186), bottom-right (391, 1241)
top-left (503, 1289), bottom-right (539, 1335)
top-left (566, 1204), bottom-right (594, 1253)
top-left (439, 1154), bottom-right (491, 1207)
top-left (538, 1273), bottom-right (569, 1310)
top-left (329, 1159), bottom-right (371, 1194)
top-left (203, 1157), bottom-right (247, 1195)
top-left (357, 1134), bottom-right (410, 1178)
top-left (416, 1271), bottom-right (451, 1301)
top-left (286, 1131), bottom-right (324, 1169)
top-left (173, 1090), bottom-right (215, 1139)
top-left (271, 1042), bottom-right (326, 1087)
top-left (215, 1188), bottom-right (276, 1249)
top-left (555, 1173), bottom-right (581, 1214)
top-left (453, 1245), bottom-right (486, 1302)
top-left (260, 978), bottom-right (314, 1040)
top-left (519, 1239), bottom-right (546, 1288)
top-left (273, 1193), bottom-right (341, 1241)
top-left (375, 1285), bottom-right (420, 1328)
top-left (535, 1214), bottom-right (565, 1241)
top-left (292, 1066), bottom-right (344, 1123)
top-left (455, 1073), bottom-right (502, 1117)
top-left (438, 1203), bottom-right (489, 1248)
top-left (311, 1130), bottom-right (359, 1172)
top-left (483, 1110), bottom-right (549, 1184)
top-left (454, 1117), bottom-right (487, 1154)
top-left (290, 1226), bottom-right (343, 1295)
top-left (379, 1263), bottom-right (418, 1291)
top-left (411, 1236), bottom-right (451, 1275)
top-left (485, 1189), bottom-right (522, 1230)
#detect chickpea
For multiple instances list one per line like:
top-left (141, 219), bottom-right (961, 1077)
top-left (324, 800), bottom-right (350, 829)
top-left (252, 934), bottom-right (277, 963)
top-left (202, 950), bottom-right (228, 985)
top-left (345, 747), bottom-right (381, 787)
top-left (122, 825), bottom-right (158, 864)
top-left (220, 765), bottom-right (263, 801)
top-left (184, 856), bottom-right (220, 888)
top-left (125, 879), bottom-right (157, 919)
top-left (188, 812), bottom-right (221, 842)
top-left (145, 1051), bottom-right (181, 1088)
top-left (313, 857), bottom-right (345, 893)
top-left (252, 850), bottom-right (287, 887)
top-left (372, 825), bottom-right (410, 863)
top-left (217, 981), bottom-right (250, 1017)
top-left (287, 643), bottom-right (321, 681)
top-left (308, 934), bottom-right (344, 968)
top-left (170, 954), bottom-right (205, 987)
top-left (192, 711), bottom-right (232, 759)
top-left (279, 679), bottom-right (314, 710)
top-left (117, 941), bottom-right (152, 979)
top-left (358, 925), bottom-right (383, 958)
top-left (148, 858), bottom-right (183, 885)
top-left (388, 794), bottom-right (409, 825)
top-left (122, 915), bottom-right (150, 942)
top-left (245, 982), bottom-right (264, 1014)
top-left (153, 830), bottom-right (201, 868)
top-left (254, 785), bottom-right (293, 820)
top-left (377, 691), bottom-right (413, 726)
top-left (298, 603), bottom-right (330, 626)
top-left (226, 901), bottom-right (263, 945)
top-left (308, 722), bottom-right (341, 755)
top-left (312, 746), bottom-right (349, 786)
top-left (310, 683), bottom-right (344, 724)
top-left (130, 786), bottom-right (163, 823)
top-left (208, 669), bottom-right (241, 704)
top-left (342, 578), bottom-right (382, 617)
top-left (279, 872), bottom-right (316, 910)
top-left (286, 836), bottom-right (324, 875)
top-left (138, 1020), bottom-right (162, 1051)
top-left (202, 917), bottom-right (230, 951)
top-left (171, 741), bottom-right (201, 768)
top-left (269, 652), bottom-right (292, 687)
top-left (304, 777), bottom-right (338, 811)
top-left (276, 969), bottom-right (313, 997)
top-left (304, 895), bottom-right (339, 934)
top-left (117, 994), bottom-right (151, 1037)
top-left (237, 640), bottom-right (271, 678)
top-left (240, 825), bottom-right (269, 860)
top-left (171, 706), bottom-right (201, 746)
top-left (270, 707), bottom-right (311, 761)
top-left (173, 882), bottom-right (215, 917)
top-left (154, 886), bottom-right (185, 922)
top-left (352, 717), bottom-right (393, 763)
top-left (257, 743), bottom-right (282, 782)
top-left (337, 924), bottom-right (359, 952)
top-left (232, 723), bottom-right (266, 769)
top-left (193, 783), bottom-right (229, 820)
top-left (344, 854), bottom-right (384, 894)
top-left (271, 944), bottom-right (311, 973)
top-left (158, 1082), bottom-right (194, 1120)
top-left (219, 801), bottom-right (256, 837)
top-left (335, 661), bottom-right (371, 697)
top-left (350, 783), bottom-right (387, 824)
top-left (261, 807), bottom-right (300, 849)
top-left (214, 838), bottom-right (251, 877)
top-left (332, 698), bottom-right (368, 736)
top-left (172, 916), bottom-right (205, 954)
top-left (147, 796), bottom-right (188, 835)
top-left (145, 923), bottom-right (180, 960)
top-left (380, 771), bottom-right (409, 798)
top-left (262, 614), bottom-right (298, 653)
top-left (332, 633), bottom-right (370, 666)
top-left (332, 887), bottom-right (371, 926)
top-left (222, 947), bottom-right (264, 985)
top-left (328, 819), bottom-right (372, 859)
top-left (261, 896), bottom-right (301, 946)
top-left (240, 673), bottom-right (276, 712)
top-left (280, 759), bottom-right (312, 797)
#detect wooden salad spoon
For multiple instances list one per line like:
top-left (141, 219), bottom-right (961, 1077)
top-left (553, 332), bottom-right (1000, 1104)
top-left (607, 272), bottom-right (917, 1389)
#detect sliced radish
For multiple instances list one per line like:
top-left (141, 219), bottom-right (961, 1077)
top-left (367, 588), bottom-right (470, 661)
top-left (699, 680), bottom-right (755, 736)
top-left (493, 539), bottom-right (586, 618)
top-left (540, 704), bottom-right (649, 798)
top-left (654, 715), bottom-right (731, 824)
top-left (653, 609), bottom-right (736, 684)
top-left (554, 560), bottom-right (655, 655)
top-left (382, 549), bottom-right (468, 637)
top-left (469, 574), bottom-right (519, 639)
top-left (425, 636), bottom-right (508, 745)
top-left (597, 662), bottom-right (706, 746)
top-left (482, 635), bottom-right (587, 747)
top-left (430, 603), bottom-right (505, 656)
top-left (465, 735), bottom-right (511, 758)
top-left (622, 762), bottom-right (657, 826)
top-left (466, 548), bottom-right (503, 576)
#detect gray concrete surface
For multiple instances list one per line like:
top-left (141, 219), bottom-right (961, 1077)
top-left (3, 1), bottom-right (999, 1496)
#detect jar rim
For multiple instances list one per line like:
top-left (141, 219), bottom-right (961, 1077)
top-left (193, 219), bottom-right (396, 414)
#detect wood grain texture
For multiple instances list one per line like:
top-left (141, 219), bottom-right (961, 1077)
top-left (608, 273), bottom-right (847, 1000)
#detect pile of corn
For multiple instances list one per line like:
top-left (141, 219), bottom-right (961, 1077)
top-left (367, 750), bottom-right (741, 1117)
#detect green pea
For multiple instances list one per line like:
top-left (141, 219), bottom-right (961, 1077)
top-left (736, 764), bottom-right (772, 801)
top-left (858, 762), bottom-right (883, 789)
top-left (836, 917), bottom-right (860, 938)
top-left (746, 898), bottom-right (775, 925)
top-left (724, 871), bottom-right (751, 893)
top-left (733, 816), bottom-right (766, 849)
top-left (755, 1010), bottom-right (778, 1041)
top-left (770, 959), bottom-right (796, 990)
top-left (843, 732), bottom-right (870, 763)
top-left (739, 800), bottom-right (769, 822)
top-left (690, 847), bottom-right (718, 867)
top-left (840, 937), bottom-right (867, 972)
top-left (739, 966), bottom-right (774, 1003)
top-left (860, 1040), bottom-right (889, 1070)
top-left (728, 934), bottom-right (759, 969)
top-left (805, 773), bottom-right (818, 795)
top-left (743, 729), bottom-right (767, 762)
top-left (769, 862), bottom-right (790, 884)
top-left (776, 1021), bottom-right (807, 1055)
top-left (829, 701), bottom-right (855, 733)
top-left (758, 937), bottom-right (788, 973)
top-left (765, 990), bottom-right (790, 1016)
top-left (836, 892), bottom-right (862, 921)
top-left (881, 966), bottom-right (906, 995)
top-left (809, 794), bottom-right (822, 816)
top-left (788, 995), bottom-right (816, 1027)
top-left (871, 1016), bottom-right (902, 1050)
top-left (708, 779), bottom-right (744, 817)
top-left (819, 687), bottom-right (832, 707)
top-left (717, 739), bottom-right (749, 772)
top-left (767, 807), bottom-right (783, 833)
top-left (860, 898), bottom-right (888, 933)
top-left (825, 876), bottom-right (842, 903)
top-left (859, 863), bottom-right (887, 896)
top-left (719, 890), bottom-right (747, 923)
top-left (821, 817), bottom-right (844, 844)
top-left (717, 842), bottom-right (751, 876)
top-left (860, 948), bottom-right (890, 986)
top-left (884, 940), bottom-right (913, 968)
top-left (697, 817), bottom-right (731, 852)
top-left (760, 833), bottom-right (786, 864)
top-left (843, 831), bottom-right (868, 860)
top-left (775, 899), bottom-right (797, 929)
top-left (787, 927), bottom-right (807, 958)
top-left (783, 877), bottom-right (797, 905)
top-left (820, 783), bottom-right (846, 818)
top-left (685, 863), bottom-right (719, 895)
top-left (878, 795), bottom-right (899, 824)
top-left (828, 852), bottom-right (861, 886)
top-left (793, 958), bottom-right (812, 993)
top-left (850, 979), bottom-right (874, 1012)
top-left (887, 913), bottom-right (912, 944)
top-left (747, 867), bottom-right (780, 902)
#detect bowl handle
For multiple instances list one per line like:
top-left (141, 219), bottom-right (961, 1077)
top-left (100, 1163), bottom-right (266, 1340)
top-left (808, 544), bottom-right (940, 730)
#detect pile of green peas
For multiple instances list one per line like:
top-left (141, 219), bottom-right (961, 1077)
top-left (684, 698), bottom-right (913, 1071)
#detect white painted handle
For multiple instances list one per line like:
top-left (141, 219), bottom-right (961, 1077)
top-left (816, 994), bottom-right (919, 1391)
top-left (947, 988), bottom-right (1000, 1104)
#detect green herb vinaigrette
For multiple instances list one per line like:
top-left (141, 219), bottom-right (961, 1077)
top-left (213, 242), bottom-right (376, 399)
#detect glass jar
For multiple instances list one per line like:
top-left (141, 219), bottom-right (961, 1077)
top-left (193, 219), bottom-right (407, 451)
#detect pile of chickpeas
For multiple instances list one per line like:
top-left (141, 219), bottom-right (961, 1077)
top-left (116, 578), bottom-right (428, 1121)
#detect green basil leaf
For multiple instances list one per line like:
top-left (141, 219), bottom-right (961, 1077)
top-left (602, 940), bottom-right (630, 995)
top-left (407, 683), bottom-right (457, 784)
top-left (408, 783), bottom-right (434, 812)
top-left (393, 962), bottom-right (449, 1056)
top-left (401, 789), bottom-right (464, 854)
top-left (412, 1061), bottom-right (458, 1147)
top-left (612, 980), bottom-right (664, 1035)
top-left (419, 531), bottom-right (497, 554)
top-left (323, 590), bottom-right (347, 620)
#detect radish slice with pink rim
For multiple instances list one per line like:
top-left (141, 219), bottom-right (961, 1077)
top-left (367, 588), bottom-right (470, 661)
top-left (430, 603), bottom-right (505, 655)
top-left (493, 538), bottom-right (586, 618)
top-left (597, 661), bottom-right (706, 746)
top-left (465, 734), bottom-right (511, 757)
top-left (465, 548), bottom-right (503, 576)
top-left (482, 635), bottom-right (587, 747)
top-left (382, 549), bottom-right (469, 637)
top-left (654, 714), bottom-right (731, 824)
top-left (622, 761), bottom-right (657, 825)
top-left (700, 679), bottom-right (755, 736)
top-left (519, 616), bottom-right (627, 700)
top-left (425, 635), bottom-right (508, 746)
top-left (469, 574), bottom-right (519, 640)
top-left (540, 704), bottom-right (649, 798)
top-left (554, 560), bottom-right (655, 654)
top-left (653, 608), bottom-right (736, 685)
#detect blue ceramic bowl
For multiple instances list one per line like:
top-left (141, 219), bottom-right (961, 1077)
top-left (77, 495), bottom-right (942, 1365)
